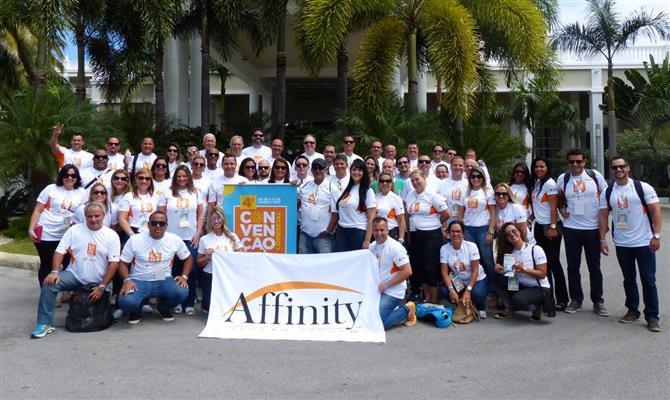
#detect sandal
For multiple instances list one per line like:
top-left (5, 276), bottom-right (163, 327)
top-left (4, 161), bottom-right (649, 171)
top-left (494, 309), bottom-right (514, 320)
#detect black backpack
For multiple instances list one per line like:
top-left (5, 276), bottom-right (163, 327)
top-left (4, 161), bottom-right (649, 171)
top-left (65, 284), bottom-right (114, 332)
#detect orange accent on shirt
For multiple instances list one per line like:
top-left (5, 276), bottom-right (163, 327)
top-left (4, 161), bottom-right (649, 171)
top-left (387, 208), bottom-right (397, 220)
top-left (390, 263), bottom-right (400, 274)
top-left (54, 149), bottom-right (65, 168)
top-left (44, 198), bottom-right (51, 210)
top-left (541, 192), bottom-right (549, 203)
top-left (429, 206), bottom-right (438, 215)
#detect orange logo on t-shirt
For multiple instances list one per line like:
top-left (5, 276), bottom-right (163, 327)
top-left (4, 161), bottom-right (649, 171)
top-left (141, 202), bottom-right (154, 213)
top-left (387, 208), bottom-right (397, 220)
top-left (176, 197), bottom-right (190, 209)
top-left (148, 249), bottom-right (162, 263)
top-left (87, 242), bottom-right (97, 256)
top-left (467, 197), bottom-right (478, 209)
top-left (451, 189), bottom-right (462, 202)
top-left (308, 192), bottom-right (318, 205)
top-left (572, 180), bottom-right (586, 193)
top-left (60, 199), bottom-right (73, 210)
top-left (616, 196), bottom-right (629, 209)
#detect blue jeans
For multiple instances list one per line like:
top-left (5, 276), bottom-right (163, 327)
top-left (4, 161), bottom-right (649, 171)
top-left (171, 240), bottom-right (198, 307)
top-left (379, 293), bottom-right (409, 330)
top-left (615, 246), bottom-right (659, 321)
top-left (36, 270), bottom-right (83, 325)
top-left (335, 226), bottom-right (366, 252)
top-left (563, 227), bottom-right (603, 305)
top-left (298, 230), bottom-right (334, 254)
top-left (464, 225), bottom-right (495, 295)
top-left (117, 278), bottom-right (188, 313)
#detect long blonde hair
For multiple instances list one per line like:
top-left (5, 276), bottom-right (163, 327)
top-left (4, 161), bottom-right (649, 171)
top-left (132, 167), bottom-right (154, 198)
top-left (111, 169), bottom-right (131, 197)
top-left (207, 206), bottom-right (237, 243)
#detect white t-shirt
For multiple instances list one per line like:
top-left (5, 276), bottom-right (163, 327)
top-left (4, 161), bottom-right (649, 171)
top-left (208, 175), bottom-right (249, 208)
top-left (345, 153), bottom-right (364, 166)
top-left (158, 189), bottom-right (202, 240)
top-left (36, 184), bottom-right (88, 241)
top-left (56, 145), bottom-right (93, 169)
top-left (107, 153), bottom-right (125, 171)
top-left (56, 224), bottom-right (120, 285)
top-left (80, 167), bottom-right (113, 189)
top-left (110, 194), bottom-right (124, 226)
top-left (128, 153), bottom-right (157, 172)
top-left (600, 180), bottom-right (659, 247)
top-left (193, 176), bottom-right (212, 217)
top-left (298, 179), bottom-right (333, 237)
top-left (430, 160), bottom-right (449, 175)
top-left (331, 184), bottom-right (376, 230)
top-left (460, 188), bottom-right (495, 227)
top-left (168, 161), bottom-right (182, 174)
top-left (557, 170), bottom-right (608, 230)
top-left (241, 145), bottom-right (273, 164)
top-left (369, 238), bottom-right (410, 299)
top-left (440, 240), bottom-right (486, 284)
top-left (203, 167), bottom-right (224, 180)
top-left (532, 178), bottom-right (558, 225)
top-left (405, 189), bottom-right (448, 231)
top-left (73, 203), bottom-right (113, 228)
top-left (426, 175), bottom-right (442, 193)
top-left (511, 244), bottom-right (550, 288)
top-left (439, 177), bottom-right (468, 222)
top-left (152, 178), bottom-right (172, 199)
top-left (375, 191), bottom-right (405, 231)
top-left (198, 232), bottom-right (240, 273)
top-left (496, 203), bottom-right (528, 231)
top-left (510, 183), bottom-right (531, 216)
top-left (119, 192), bottom-right (158, 231)
top-left (121, 231), bottom-right (190, 281)
top-left (327, 174), bottom-right (350, 194)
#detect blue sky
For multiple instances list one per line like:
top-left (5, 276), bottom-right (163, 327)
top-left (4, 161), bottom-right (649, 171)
top-left (62, 0), bottom-right (670, 61)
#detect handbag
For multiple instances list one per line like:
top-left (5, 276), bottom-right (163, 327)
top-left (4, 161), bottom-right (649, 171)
top-left (452, 301), bottom-right (480, 324)
top-left (531, 245), bottom-right (556, 318)
top-left (65, 284), bottom-right (114, 332)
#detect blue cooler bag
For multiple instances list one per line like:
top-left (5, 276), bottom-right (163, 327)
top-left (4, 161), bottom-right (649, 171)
top-left (415, 303), bottom-right (454, 328)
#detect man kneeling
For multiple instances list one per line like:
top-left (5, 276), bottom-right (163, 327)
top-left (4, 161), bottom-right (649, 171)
top-left (117, 211), bottom-right (192, 324)
top-left (31, 202), bottom-right (120, 338)
top-left (369, 217), bottom-right (416, 329)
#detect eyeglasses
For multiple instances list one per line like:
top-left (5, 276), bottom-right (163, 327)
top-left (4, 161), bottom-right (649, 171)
top-left (568, 159), bottom-right (584, 165)
top-left (244, 165), bottom-right (256, 169)
top-left (91, 190), bottom-right (107, 195)
top-left (418, 160), bottom-right (431, 164)
top-left (296, 163), bottom-right (308, 168)
top-left (94, 155), bottom-right (108, 160)
top-left (258, 166), bottom-right (270, 170)
top-left (167, 149), bottom-right (178, 153)
top-left (64, 173), bottom-right (77, 179)
top-left (137, 176), bottom-right (152, 181)
top-left (112, 176), bottom-right (128, 181)
top-left (107, 142), bottom-right (120, 146)
top-left (495, 192), bottom-right (509, 197)
top-left (274, 165), bottom-right (287, 170)
top-left (343, 140), bottom-right (354, 144)
top-left (470, 174), bottom-right (483, 180)
top-left (207, 153), bottom-right (219, 157)
top-left (505, 229), bottom-right (520, 237)
top-left (379, 179), bottom-right (393, 184)
top-left (303, 141), bottom-right (315, 145)
top-left (192, 162), bottom-right (205, 167)
top-left (155, 164), bottom-right (167, 169)
top-left (149, 220), bottom-right (166, 227)
top-left (611, 165), bottom-right (627, 171)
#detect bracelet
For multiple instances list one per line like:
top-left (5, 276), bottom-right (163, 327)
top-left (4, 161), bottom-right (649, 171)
top-left (599, 239), bottom-right (607, 244)
top-left (50, 269), bottom-right (59, 274)
top-left (123, 277), bottom-right (131, 283)
top-left (179, 275), bottom-right (188, 280)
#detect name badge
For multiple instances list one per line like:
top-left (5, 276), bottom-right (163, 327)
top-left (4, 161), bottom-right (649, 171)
top-left (573, 198), bottom-right (586, 216)
top-left (615, 212), bottom-right (629, 229)
top-left (178, 212), bottom-right (190, 228)
top-left (87, 242), bottom-right (97, 257)
top-left (503, 254), bottom-right (515, 277)
top-left (508, 276), bottom-right (519, 291)
top-left (451, 203), bottom-right (460, 216)
top-left (62, 216), bottom-right (72, 229)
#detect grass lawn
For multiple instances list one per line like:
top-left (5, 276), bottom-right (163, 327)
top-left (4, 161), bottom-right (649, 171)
top-left (0, 238), bottom-right (37, 256)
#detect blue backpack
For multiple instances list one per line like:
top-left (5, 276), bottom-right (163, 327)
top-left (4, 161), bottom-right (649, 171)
top-left (415, 303), bottom-right (454, 328)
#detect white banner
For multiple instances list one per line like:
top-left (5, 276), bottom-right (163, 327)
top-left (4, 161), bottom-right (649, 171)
top-left (199, 250), bottom-right (385, 343)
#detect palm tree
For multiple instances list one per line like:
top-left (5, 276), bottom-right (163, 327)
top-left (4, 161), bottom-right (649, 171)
top-left (552, 0), bottom-right (670, 157)
top-left (67, 0), bottom-right (106, 104)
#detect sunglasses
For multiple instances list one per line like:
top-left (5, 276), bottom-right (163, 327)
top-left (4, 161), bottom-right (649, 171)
top-left (470, 174), bottom-right (483, 179)
top-left (210, 216), bottom-right (222, 223)
top-left (296, 163), bottom-right (308, 168)
top-left (191, 162), bottom-right (205, 167)
top-left (343, 140), bottom-right (354, 144)
top-left (433, 149), bottom-right (443, 153)
top-left (107, 142), bottom-right (120, 146)
top-left (397, 161), bottom-right (408, 165)
top-left (379, 179), bottom-right (393, 184)
top-left (94, 155), bottom-right (108, 160)
top-left (112, 176), bottom-right (129, 181)
top-left (258, 166), bottom-right (270, 170)
top-left (447, 152), bottom-right (457, 156)
top-left (149, 220), bottom-right (166, 227)
top-left (244, 165), bottom-right (256, 169)
top-left (514, 170), bottom-right (525, 174)
top-left (312, 166), bottom-right (325, 171)
top-left (253, 134), bottom-right (264, 138)
top-left (568, 159), bottom-right (584, 165)
top-left (418, 160), bottom-right (431, 164)
top-left (274, 166), bottom-right (287, 170)
top-left (155, 164), bottom-right (167, 169)
top-left (207, 153), bottom-right (219, 157)
top-left (611, 165), bottom-right (627, 171)
top-left (137, 176), bottom-right (152, 181)
top-left (167, 149), bottom-right (178, 153)
top-left (91, 190), bottom-right (107, 195)
top-left (64, 173), bottom-right (77, 179)
top-left (495, 192), bottom-right (509, 197)
top-left (303, 141), bottom-right (315, 145)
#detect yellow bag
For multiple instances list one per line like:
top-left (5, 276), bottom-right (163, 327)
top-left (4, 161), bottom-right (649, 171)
top-left (452, 302), bottom-right (480, 324)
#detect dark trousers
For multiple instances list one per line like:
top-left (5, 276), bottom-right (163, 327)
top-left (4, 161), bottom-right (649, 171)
top-left (34, 240), bottom-right (69, 286)
top-left (563, 227), bottom-right (603, 305)
top-left (615, 245), bottom-right (659, 321)
top-left (535, 223), bottom-right (569, 305)
top-left (201, 272), bottom-right (213, 312)
top-left (493, 273), bottom-right (545, 311)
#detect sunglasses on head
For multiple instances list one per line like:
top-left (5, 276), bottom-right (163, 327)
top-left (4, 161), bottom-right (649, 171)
top-left (149, 220), bottom-right (166, 227)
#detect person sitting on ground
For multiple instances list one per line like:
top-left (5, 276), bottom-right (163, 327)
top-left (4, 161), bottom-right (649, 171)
top-left (31, 202), bottom-right (120, 338)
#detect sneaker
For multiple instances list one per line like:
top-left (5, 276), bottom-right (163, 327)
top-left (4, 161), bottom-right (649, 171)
top-left (564, 301), bottom-right (582, 314)
top-left (647, 320), bottom-right (661, 333)
top-left (159, 309), bottom-right (174, 321)
top-left (31, 324), bottom-right (55, 338)
top-left (618, 310), bottom-right (639, 323)
top-left (479, 310), bottom-right (487, 320)
top-left (202, 309), bottom-right (209, 314)
top-left (112, 308), bottom-right (124, 320)
top-left (173, 304), bottom-right (183, 314)
top-left (185, 307), bottom-right (195, 316)
top-left (128, 311), bottom-right (141, 324)
top-left (141, 304), bottom-right (153, 313)
top-left (494, 309), bottom-right (514, 320)
top-left (404, 301), bottom-right (417, 326)
top-left (593, 302), bottom-right (609, 317)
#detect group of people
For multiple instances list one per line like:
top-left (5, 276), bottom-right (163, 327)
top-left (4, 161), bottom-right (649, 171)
top-left (28, 126), bottom-right (663, 338)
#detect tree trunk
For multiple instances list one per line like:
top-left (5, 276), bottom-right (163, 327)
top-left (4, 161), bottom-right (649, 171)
top-left (407, 28), bottom-right (418, 114)
top-left (274, 12), bottom-right (286, 141)
top-left (455, 113), bottom-right (464, 148)
top-left (154, 45), bottom-right (165, 134)
top-left (435, 78), bottom-right (442, 112)
top-left (336, 43), bottom-right (348, 134)
top-left (10, 28), bottom-right (36, 86)
top-left (32, 36), bottom-right (49, 91)
top-left (606, 61), bottom-right (617, 157)
top-left (201, 2), bottom-right (211, 133)
top-left (75, 10), bottom-right (86, 104)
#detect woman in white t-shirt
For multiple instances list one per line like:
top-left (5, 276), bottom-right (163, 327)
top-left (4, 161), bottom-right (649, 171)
top-left (440, 220), bottom-right (487, 317)
top-left (508, 162), bottom-right (532, 216)
top-left (493, 222), bottom-right (551, 321)
top-left (197, 206), bottom-right (241, 312)
top-left (531, 157), bottom-right (567, 311)
top-left (405, 171), bottom-right (450, 304)
top-left (166, 142), bottom-right (183, 174)
top-left (494, 183), bottom-right (532, 244)
top-left (151, 156), bottom-right (172, 198)
top-left (73, 182), bottom-right (113, 228)
top-left (118, 168), bottom-right (158, 236)
top-left (158, 165), bottom-right (204, 315)
top-left (189, 154), bottom-right (211, 226)
top-left (457, 166), bottom-right (496, 299)
top-left (375, 172), bottom-right (406, 241)
top-left (333, 159), bottom-right (377, 251)
top-left (28, 164), bottom-right (87, 285)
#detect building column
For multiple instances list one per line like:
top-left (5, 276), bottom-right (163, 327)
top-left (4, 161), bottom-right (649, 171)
top-left (249, 88), bottom-right (259, 114)
top-left (189, 37), bottom-right (202, 128)
top-left (177, 39), bottom-right (189, 123)
top-left (261, 92), bottom-right (272, 114)
top-left (417, 70), bottom-right (427, 112)
top-left (163, 38), bottom-right (179, 121)
top-left (590, 69), bottom-right (605, 172)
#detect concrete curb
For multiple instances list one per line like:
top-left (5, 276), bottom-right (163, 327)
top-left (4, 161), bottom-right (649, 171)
top-left (0, 251), bottom-right (38, 271)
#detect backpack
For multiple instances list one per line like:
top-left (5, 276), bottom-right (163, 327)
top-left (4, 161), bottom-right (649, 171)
top-left (415, 303), bottom-right (454, 328)
top-left (65, 284), bottom-right (114, 332)
top-left (558, 169), bottom-right (600, 209)
top-left (605, 179), bottom-right (652, 233)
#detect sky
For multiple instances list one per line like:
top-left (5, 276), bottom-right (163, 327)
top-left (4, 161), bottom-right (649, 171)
top-left (62, 0), bottom-right (670, 61)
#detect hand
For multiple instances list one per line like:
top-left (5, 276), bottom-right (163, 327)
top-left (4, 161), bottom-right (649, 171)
top-left (560, 208), bottom-right (570, 219)
top-left (547, 227), bottom-right (558, 239)
top-left (485, 233), bottom-right (493, 245)
top-left (120, 280), bottom-right (137, 296)
top-left (43, 272), bottom-right (59, 286)
top-left (650, 237), bottom-right (660, 252)
top-left (378, 281), bottom-right (388, 293)
top-left (89, 286), bottom-right (104, 302)
top-left (205, 248), bottom-right (215, 259)
top-left (53, 123), bottom-right (63, 135)
top-left (494, 263), bottom-right (503, 274)
top-left (28, 228), bottom-right (40, 243)
top-left (513, 262), bottom-right (526, 272)
top-left (449, 289), bottom-right (459, 304)
top-left (190, 235), bottom-right (200, 248)
top-left (600, 242), bottom-right (609, 256)
top-left (361, 239), bottom-right (370, 249)
top-left (319, 230), bottom-right (330, 238)
top-left (462, 290), bottom-right (472, 306)
top-left (175, 276), bottom-right (189, 288)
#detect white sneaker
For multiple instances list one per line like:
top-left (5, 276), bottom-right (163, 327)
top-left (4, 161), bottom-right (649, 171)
top-left (185, 307), bottom-right (195, 316)
top-left (479, 310), bottom-right (487, 320)
top-left (173, 304), bottom-right (183, 314)
top-left (141, 304), bottom-right (153, 313)
top-left (112, 309), bottom-right (124, 320)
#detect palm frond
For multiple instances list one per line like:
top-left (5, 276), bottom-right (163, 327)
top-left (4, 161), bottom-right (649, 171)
top-left (616, 10), bottom-right (670, 49)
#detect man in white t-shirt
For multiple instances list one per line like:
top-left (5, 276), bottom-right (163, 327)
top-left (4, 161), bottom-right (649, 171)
top-left (369, 217), bottom-right (416, 330)
top-left (208, 153), bottom-right (248, 209)
top-left (295, 134), bottom-right (325, 173)
top-left (430, 144), bottom-right (449, 175)
top-left (558, 148), bottom-right (609, 317)
top-left (199, 133), bottom-right (222, 167)
top-left (323, 145), bottom-right (337, 175)
top-left (229, 135), bottom-right (244, 171)
top-left (342, 135), bottom-right (363, 166)
top-left (439, 156), bottom-right (468, 223)
top-left (370, 140), bottom-right (384, 168)
top-left (105, 137), bottom-right (125, 171)
top-left (31, 202), bottom-right (120, 338)
top-left (598, 156), bottom-right (662, 332)
top-left (203, 148), bottom-right (224, 180)
top-left (80, 149), bottom-right (113, 189)
top-left (117, 211), bottom-right (192, 324)
top-left (241, 128), bottom-right (273, 164)
top-left (384, 144), bottom-right (397, 164)
top-left (257, 159), bottom-right (271, 183)
top-left (50, 123), bottom-right (93, 170)
top-left (407, 142), bottom-right (419, 171)
top-left (128, 137), bottom-right (157, 175)
top-left (298, 159), bottom-right (336, 254)
top-left (327, 154), bottom-right (350, 195)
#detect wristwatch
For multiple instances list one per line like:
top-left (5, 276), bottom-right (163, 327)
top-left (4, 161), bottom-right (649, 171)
top-left (466, 285), bottom-right (472, 292)
top-left (653, 233), bottom-right (661, 240)
top-left (97, 283), bottom-right (106, 290)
